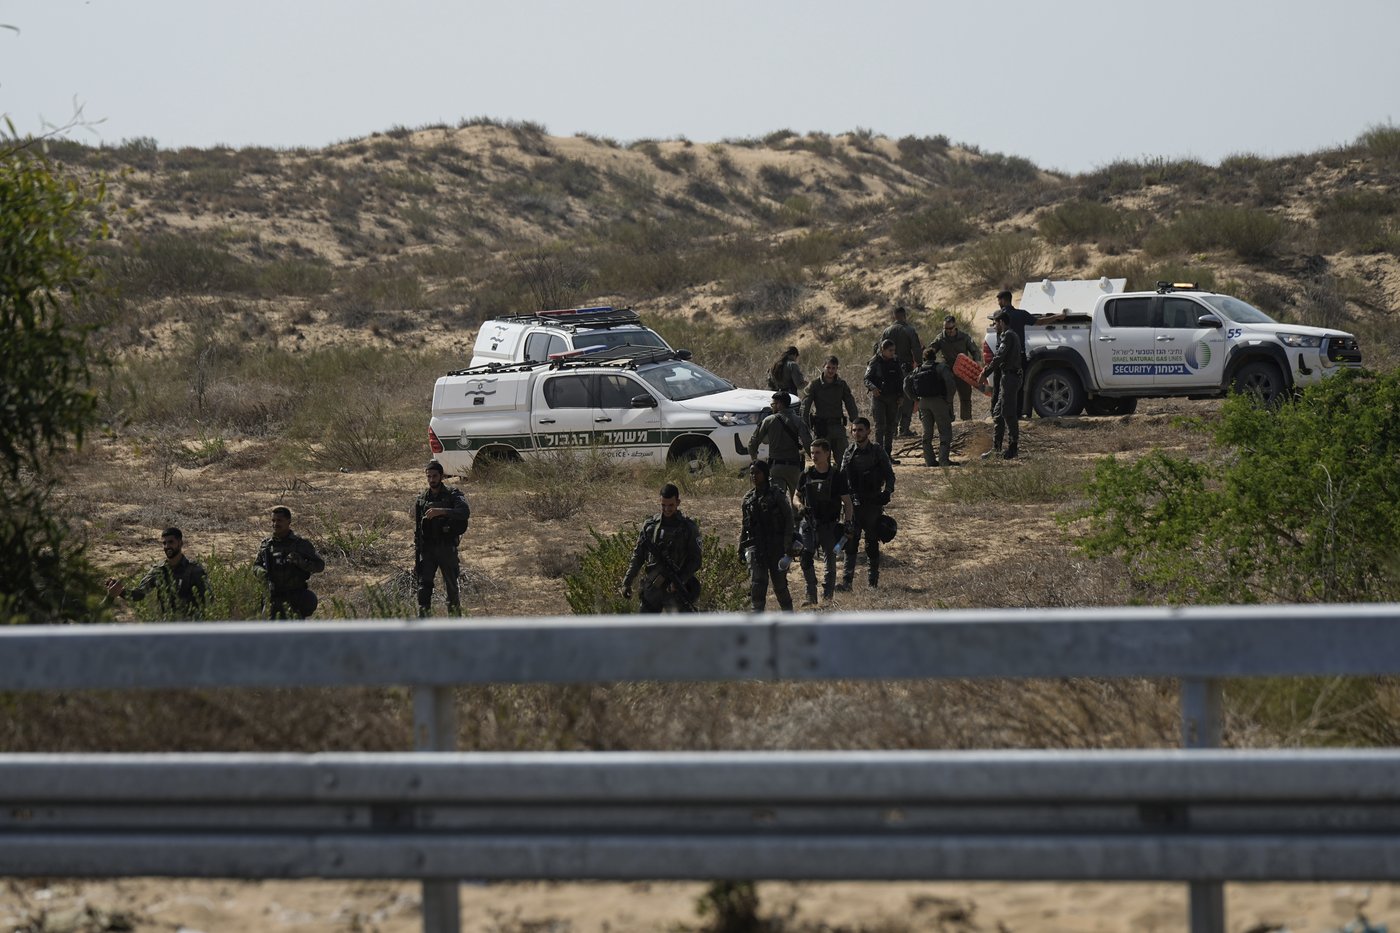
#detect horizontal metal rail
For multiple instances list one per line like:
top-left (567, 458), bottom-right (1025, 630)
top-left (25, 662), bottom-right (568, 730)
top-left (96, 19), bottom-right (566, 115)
top-left (4, 604), bottom-right (1400, 691)
top-left (5, 750), bottom-right (1400, 882)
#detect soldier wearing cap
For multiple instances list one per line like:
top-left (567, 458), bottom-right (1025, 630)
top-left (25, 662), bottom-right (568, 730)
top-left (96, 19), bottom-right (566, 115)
top-left (749, 390), bottom-right (811, 498)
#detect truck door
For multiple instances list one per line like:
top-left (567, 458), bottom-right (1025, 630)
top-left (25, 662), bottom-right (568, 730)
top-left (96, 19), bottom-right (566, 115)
top-left (1153, 296), bottom-right (1227, 388)
top-left (532, 372), bottom-right (596, 453)
top-left (1092, 296), bottom-right (1156, 389)
top-left (594, 373), bottom-right (664, 464)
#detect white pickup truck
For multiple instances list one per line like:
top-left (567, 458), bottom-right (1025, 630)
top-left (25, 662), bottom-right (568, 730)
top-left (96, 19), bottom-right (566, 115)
top-left (428, 348), bottom-right (780, 472)
top-left (986, 279), bottom-right (1363, 417)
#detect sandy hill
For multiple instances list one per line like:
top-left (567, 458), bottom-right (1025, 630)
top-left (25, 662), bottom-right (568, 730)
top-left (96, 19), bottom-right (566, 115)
top-left (44, 121), bottom-right (1398, 365)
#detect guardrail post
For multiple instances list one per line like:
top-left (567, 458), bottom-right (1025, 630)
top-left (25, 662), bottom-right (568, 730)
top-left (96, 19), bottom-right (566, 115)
top-left (413, 685), bottom-right (460, 933)
top-left (1181, 677), bottom-right (1224, 933)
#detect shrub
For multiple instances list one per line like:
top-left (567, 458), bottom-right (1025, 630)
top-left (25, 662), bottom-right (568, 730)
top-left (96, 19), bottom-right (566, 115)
top-left (102, 233), bottom-right (257, 297)
top-left (1, 148), bottom-right (109, 623)
top-left (956, 233), bottom-right (1048, 290)
top-left (1143, 206), bottom-right (1287, 260)
top-left (565, 526), bottom-right (748, 614)
top-left (757, 164), bottom-right (802, 196)
top-left (312, 399), bottom-right (411, 471)
top-left (1356, 122), bottom-right (1400, 162)
top-left (1038, 200), bottom-right (1138, 246)
top-left (1076, 368), bottom-right (1400, 604)
top-left (892, 203), bottom-right (974, 249)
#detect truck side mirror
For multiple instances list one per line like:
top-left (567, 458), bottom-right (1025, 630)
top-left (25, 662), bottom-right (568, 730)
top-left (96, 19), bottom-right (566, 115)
top-left (674, 348), bottom-right (694, 361)
top-left (631, 394), bottom-right (658, 409)
top-left (1197, 315), bottom-right (1223, 329)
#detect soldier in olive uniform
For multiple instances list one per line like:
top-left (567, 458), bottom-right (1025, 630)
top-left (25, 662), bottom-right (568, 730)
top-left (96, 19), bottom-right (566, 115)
top-left (740, 459), bottom-right (797, 612)
top-left (904, 347), bottom-right (958, 467)
top-left (800, 355), bottom-right (859, 463)
top-left (863, 340), bottom-right (905, 459)
top-left (838, 418), bottom-right (897, 590)
top-left (876, 305), bottom-right (923, 437)
top-left (622, 482), bottom-right (703, 613)
top-left (767, 345), bottom-right (805, 395)
top-left (105, 526), bottom-right (211, 619)
top-left (254, 506), bottom-right (326, 619)
top-left (414, 460), bottom-right (472, 616)
top-left (980, 308), bottom-right (1023, 460)
top-left (749, 391), bottom-right (811, 497)
top-left (931, 314), bottom-right (979, 421)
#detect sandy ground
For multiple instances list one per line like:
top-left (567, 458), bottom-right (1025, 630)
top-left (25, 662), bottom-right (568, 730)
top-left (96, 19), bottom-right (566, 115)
top-left (4, 878), bottom-right (1394, 932)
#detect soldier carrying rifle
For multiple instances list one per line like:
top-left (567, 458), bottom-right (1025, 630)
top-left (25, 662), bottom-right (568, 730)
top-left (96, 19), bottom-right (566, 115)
top-left (413, 460), bottom-right (472, 616)
top-left (622, 483), bottom-right (703, 613)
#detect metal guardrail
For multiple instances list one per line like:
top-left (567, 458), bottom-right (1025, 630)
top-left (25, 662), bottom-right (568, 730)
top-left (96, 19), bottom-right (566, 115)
top-left (4, 606), bottom-right (1400, 933)
top-left (4, 605), bottom-right (1400, 689)
top-left (5, 750), bottom-right (1400, 881)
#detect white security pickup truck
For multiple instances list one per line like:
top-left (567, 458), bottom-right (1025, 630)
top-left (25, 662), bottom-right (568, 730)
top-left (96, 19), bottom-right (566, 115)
top-left (986, 279), bottom-right (1363, 417)
top-left (429, 348), bottom-right (781, 472)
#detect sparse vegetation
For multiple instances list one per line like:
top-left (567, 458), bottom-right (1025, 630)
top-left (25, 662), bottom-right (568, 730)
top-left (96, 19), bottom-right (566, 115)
top-left (956, 232), bottom-right (1048, 290)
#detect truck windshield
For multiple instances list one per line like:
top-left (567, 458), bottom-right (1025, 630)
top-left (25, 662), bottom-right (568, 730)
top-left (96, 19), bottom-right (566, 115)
top-left (1198, 294), bottom-right (1276, 325)
top-left (638, 361), bottom-right (734, 401)
top-left (576, 329), bottom-right (669, 353)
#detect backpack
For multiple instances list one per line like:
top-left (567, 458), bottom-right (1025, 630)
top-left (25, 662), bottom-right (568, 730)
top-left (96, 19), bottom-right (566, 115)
top-left (912, 365), bottom-right (946, 400)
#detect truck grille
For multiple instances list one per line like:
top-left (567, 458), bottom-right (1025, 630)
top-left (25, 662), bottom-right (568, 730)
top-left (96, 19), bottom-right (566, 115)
top-left (1326, 336), bottom-right (1362, 365)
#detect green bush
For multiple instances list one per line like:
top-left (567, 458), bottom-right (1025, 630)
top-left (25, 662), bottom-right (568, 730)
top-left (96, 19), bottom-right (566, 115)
top-left (1038, 200), bottom-right (1139, 247)
top-left (565, 527), bottom-right (748, 614)
top-left (1144, 206), bottom-right (1286, 260)
top-left (103, 233), bottom-right (257, 297)
top-left (892, 203), bottom-right (974, 249)
top-left (1076, 369), bottom-right (1400, 603)
top-left (956, 233), bottom-right (1047, 290)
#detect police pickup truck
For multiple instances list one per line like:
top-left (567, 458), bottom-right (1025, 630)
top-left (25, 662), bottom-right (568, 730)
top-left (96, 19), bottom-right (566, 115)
top-left (986, 279), bottom-right (1363, 417)
top-left (469, 306), bottom-right (671, 367)
top-left (429, 347), bottom-right (780, 472)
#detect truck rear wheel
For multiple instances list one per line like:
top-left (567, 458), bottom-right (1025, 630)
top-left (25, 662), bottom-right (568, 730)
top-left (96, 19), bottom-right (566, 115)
top-left (1232, 361), bottom-right (1285, 407)
top-left (1031, 369), bottom-right (1085, 418)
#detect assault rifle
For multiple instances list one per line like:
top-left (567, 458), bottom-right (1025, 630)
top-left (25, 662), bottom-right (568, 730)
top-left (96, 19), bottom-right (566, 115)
top-left (640, 533), bottom-right (701, 612)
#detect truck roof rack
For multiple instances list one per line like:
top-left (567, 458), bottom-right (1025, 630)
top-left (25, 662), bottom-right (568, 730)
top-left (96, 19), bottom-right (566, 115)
top-left (445, 359), bottom-right (552, 377)
top-left (491, 306), bottom-right (645, 331)
top-left (445, 347), bottom-right (690, 378)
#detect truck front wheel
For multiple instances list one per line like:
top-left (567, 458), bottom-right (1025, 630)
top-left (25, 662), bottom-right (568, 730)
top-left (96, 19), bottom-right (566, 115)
top-left (1031, 369), bottom-right (1085, 418)
top-left (1232, 361), bottom-right (1285, 407)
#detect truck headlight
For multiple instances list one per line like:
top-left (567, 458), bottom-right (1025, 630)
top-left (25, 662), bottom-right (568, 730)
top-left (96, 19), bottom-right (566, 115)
top-left (711, 410), bottom-right (764, 426)
top-left (1278, 333), bottom-right (1322, 348)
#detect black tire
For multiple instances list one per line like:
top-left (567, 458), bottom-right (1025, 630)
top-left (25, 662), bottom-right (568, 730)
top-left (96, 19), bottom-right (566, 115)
top-left (672, 441), bottom-right (721, 474)
top-left (1087, 396), bottom-right (1139, 416)
top-left (1031, 368), bottom-right (1086, 418)
top-left (1232, 361), bottom-right (1286, 407)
